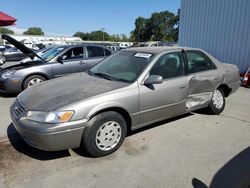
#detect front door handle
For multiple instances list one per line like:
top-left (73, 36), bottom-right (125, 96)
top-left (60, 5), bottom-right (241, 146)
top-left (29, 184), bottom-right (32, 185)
top-left (79, 61), bottom-right (86, 65)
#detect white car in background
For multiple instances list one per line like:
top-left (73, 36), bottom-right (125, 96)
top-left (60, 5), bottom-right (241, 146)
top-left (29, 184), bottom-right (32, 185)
top-left (119, 42), bottom-right (133, 49)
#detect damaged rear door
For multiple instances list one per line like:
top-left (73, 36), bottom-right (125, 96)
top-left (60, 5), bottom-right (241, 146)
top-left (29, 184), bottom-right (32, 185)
top-left (184, 50), bottom-right (223, 110)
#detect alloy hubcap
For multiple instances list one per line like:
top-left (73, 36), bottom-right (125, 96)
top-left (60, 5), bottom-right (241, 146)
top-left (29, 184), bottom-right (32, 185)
top-left (95, 121), bottom-right (122, 151)
top-left (28, 78), bottom-right (43, 88)
top-left (212, 89), bottom-right (224, 109)
top-left (2, 56), bottom-right (6, 63)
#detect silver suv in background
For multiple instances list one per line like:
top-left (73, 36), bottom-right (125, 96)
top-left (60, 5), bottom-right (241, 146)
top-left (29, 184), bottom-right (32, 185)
top-left (0, 34), bottom-right (113, 93)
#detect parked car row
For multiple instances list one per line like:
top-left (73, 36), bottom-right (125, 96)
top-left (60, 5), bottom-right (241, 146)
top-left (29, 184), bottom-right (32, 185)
top-left (1, 47), bottom-right (29, 62)
top-left (1, 34), bottom-right (240, 158)
top-left (0, 34), bottom-right (113, 93)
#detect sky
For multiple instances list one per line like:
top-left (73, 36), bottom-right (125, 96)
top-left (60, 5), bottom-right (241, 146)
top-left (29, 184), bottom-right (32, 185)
top-left (0, 0), bottom-right (180, 36)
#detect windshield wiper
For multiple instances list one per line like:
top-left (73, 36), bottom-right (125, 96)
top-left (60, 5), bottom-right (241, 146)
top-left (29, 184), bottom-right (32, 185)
top-left (87, 70), bottom-right (94, 76)
top-left (111, 77), bottom-right (131, 83)
top-left (91, 71), bottom-right (114, 81)
top-left (88, 70), bottom-right (130, 83)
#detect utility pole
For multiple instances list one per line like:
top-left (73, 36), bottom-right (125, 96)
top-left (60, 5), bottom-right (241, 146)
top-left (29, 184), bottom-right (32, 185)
top-left (101, 28), bottom-right (105, 45)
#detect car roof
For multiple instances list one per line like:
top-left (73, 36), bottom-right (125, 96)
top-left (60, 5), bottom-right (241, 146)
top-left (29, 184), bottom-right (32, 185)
top-left (122, 46), bottom-right (200, 54)
top-left (62, 44), bottom-right (109, 49)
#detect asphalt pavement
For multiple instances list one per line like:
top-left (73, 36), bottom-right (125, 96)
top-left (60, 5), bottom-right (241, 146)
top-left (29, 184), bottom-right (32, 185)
top-left (0, 72), bottom-right (249, 187)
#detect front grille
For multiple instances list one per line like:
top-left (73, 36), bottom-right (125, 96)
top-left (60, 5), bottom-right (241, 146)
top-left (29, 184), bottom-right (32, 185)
top-left (11, 100), bottom-right (25, 118)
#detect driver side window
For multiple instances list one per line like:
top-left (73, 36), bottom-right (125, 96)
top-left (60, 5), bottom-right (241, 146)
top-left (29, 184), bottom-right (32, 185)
top-left (62, 47), bottom-right (84, 61)
top-left (150, 52), bottom-right (184, 79)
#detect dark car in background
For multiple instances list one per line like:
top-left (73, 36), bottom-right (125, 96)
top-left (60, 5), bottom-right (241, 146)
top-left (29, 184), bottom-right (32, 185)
top-left (0, 44), bottom-right (11, 52)
top-left (0, 45), bottom-right (12, 65)
top-left (1, 47), bottom-right (28, 62)
top-left (0, 34), bottom-right (113, 94)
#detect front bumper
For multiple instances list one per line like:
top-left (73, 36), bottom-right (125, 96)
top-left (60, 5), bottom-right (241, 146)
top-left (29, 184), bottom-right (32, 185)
top-left (10, 102), bottom-right (87, 151)
top-left (0, 78), bottom-right (23, 94)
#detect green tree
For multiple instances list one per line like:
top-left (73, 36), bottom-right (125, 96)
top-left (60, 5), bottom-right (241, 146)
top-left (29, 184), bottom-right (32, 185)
top-left (74, 30), bottom-right (131, 42)
top-left (0, 27), bottom-right (14, 34)
top-left (132, 17), bottom-right (151, 42)
top-left (90, 30), bottom-right (110, 41)
top-left (74, 30), bottom-right (110, 41)
top-left (131, 10), bottom-right (179, 42)
top-left (23, 27), bottom-right (44, 35)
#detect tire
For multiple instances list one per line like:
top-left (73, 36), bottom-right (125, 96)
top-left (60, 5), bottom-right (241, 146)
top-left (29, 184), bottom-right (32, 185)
top-left (2, 56), bottom-right (6, 63)
top-left (81, 111), bottom-right (127, 157)
top-left (206, 88), bottom-right (225, 114)
top-left (23, 75), bottom-right (46, 90)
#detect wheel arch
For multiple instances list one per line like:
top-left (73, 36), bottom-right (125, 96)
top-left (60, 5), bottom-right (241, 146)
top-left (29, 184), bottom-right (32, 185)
top-left (88, 106), bottom-right (132, 132)
top-left (217, 84), bottom-right (232, 97)
top-left (22, 73), bottom-right (49, 89)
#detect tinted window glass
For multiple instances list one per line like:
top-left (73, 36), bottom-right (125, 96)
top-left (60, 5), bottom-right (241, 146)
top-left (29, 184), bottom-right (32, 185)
top-left (62, 47), bottom-right (84, 60)
top-left (150, 52), bottom-right (184, 79)
top-left (87, 46), bottom-right (104, 57)
top-left (104, 49), bottom-right (111, 56)
top-left (41, 47), bottom-right (66, 61)
top-left (186, 51), bottom-right (215, 73)
top-left (90, 51), bottom-right (154, 83)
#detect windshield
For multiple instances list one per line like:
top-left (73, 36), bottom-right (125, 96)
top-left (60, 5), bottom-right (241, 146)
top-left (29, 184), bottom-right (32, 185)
top-left (90, 51), bottom-right (154, 83)
top-left (40, 47), bottom-right (66, 61)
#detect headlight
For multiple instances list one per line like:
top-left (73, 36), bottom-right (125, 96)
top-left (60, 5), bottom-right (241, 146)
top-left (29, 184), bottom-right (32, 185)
top-left (1, 70), bottom-right (16, 79)
top-left (26, 111), bottom-right (74, 123)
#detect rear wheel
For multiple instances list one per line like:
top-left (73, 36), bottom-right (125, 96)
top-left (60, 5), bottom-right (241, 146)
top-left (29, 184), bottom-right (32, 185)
top-left (206, 88), bottom-right (225, 114)
top-left (23, 75), bottom-right (46, 90)
top-left (81, 111), bottom-right (127, 157)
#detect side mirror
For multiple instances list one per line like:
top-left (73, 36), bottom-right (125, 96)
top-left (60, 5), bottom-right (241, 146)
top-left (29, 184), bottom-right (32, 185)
top-left (144, 75), bottom-right (163, 85)
top-left (57, 56), bottom-right (63, 63)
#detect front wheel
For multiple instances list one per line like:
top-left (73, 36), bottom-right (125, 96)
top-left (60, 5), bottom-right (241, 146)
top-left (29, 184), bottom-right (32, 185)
top-left (206, 88), bottom-right (225, 114)
top-left (81, 111), bottom-right (127, 157)
top-left (23, 75), bottom-right (46, 90)
top-left (2, 56), bottom-right (6, 63)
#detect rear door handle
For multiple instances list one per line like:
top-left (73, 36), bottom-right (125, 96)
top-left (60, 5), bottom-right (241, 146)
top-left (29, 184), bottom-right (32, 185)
top-left (214, 77), bottom-right (220, 81)
top-left (79, 61), bottom-right (86, 65)
top-left (180, 86), bottom-right (187, 89)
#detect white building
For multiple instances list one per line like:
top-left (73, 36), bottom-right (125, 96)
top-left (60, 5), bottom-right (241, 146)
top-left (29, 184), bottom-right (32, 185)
top-left (3, 34), bottom-right (83, 48)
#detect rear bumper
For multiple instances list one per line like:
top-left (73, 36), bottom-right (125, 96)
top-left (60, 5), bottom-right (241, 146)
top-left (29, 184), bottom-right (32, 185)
top-left (229, 80), bottom-right (241, 95)
top-left (10, 105), bottom-right (87, 151)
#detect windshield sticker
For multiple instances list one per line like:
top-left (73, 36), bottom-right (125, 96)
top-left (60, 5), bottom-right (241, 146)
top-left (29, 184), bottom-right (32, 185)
top-left (134, 53), bottom-right (152, 58)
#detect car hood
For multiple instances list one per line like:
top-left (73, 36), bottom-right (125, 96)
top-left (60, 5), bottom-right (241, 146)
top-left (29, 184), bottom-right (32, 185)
top-left (17, 72), bottom-right (129, 111)
top-left (3, 60), bottom-right (45, 71)
top-left (1, 34), bottom-right (44, 61)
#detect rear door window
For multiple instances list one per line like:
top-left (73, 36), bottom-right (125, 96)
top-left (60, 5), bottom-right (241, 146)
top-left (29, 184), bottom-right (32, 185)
top-left (186, 51), bottom-right (216, 74)
top-left (87, 46), bottom-right (105, 58)
top-left (104, 49), bottom-right (111, 56)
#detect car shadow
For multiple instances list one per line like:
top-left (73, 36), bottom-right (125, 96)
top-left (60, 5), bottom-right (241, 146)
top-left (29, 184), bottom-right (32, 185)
top-left (72, 113), bottom-right (194, 158)
top-left (192, 147), bottom-right (250, 188)
top-left (7, 123), bottom-right (71, 161)
top-left (0, 92), bottom-right (18, 98)
top-left (5, 112), bottom-right (198, 159)
top-left (127, 112), bottom-right (193, 136)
